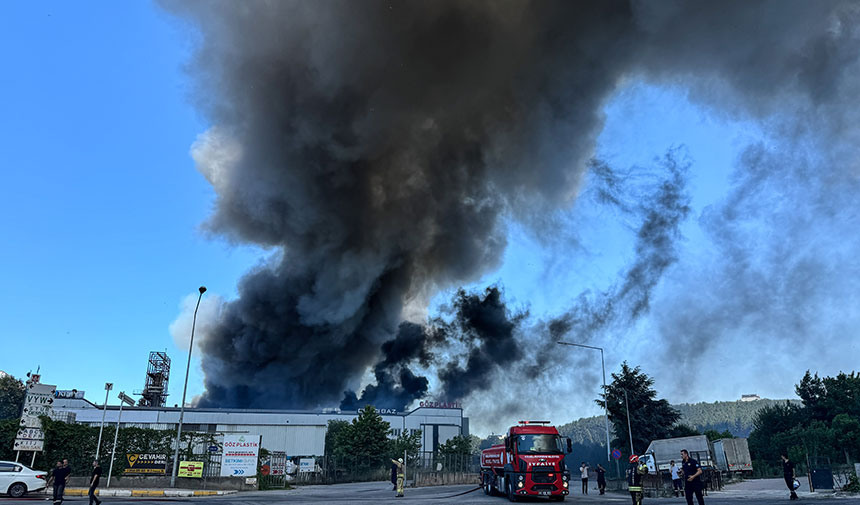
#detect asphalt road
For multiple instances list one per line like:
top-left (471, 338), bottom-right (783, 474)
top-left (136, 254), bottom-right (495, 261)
top-left (2, 480), bottom-right (858, 505)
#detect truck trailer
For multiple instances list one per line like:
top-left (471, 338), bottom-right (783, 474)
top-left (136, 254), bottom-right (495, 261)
top-left (713, 438), bottom-right (752, 474)
top-left (480, 421), bottom-right (572, 501)
top-left (640, 435), bottom-right (715, 473)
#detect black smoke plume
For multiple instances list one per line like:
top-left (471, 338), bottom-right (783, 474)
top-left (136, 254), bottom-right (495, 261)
top-left (161, 0), bottom-right (859, 412)
top-left (342, 153), bottom-right (689, 413)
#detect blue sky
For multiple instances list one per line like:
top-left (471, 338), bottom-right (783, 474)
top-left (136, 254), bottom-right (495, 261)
top-left (2, 2), bottom-right (857, 427)
top-left (0, 2), bottom-right (258, 404)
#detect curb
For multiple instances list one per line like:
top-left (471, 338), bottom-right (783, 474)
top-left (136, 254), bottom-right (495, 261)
top-left (60, 488), bottom-right (237, 497)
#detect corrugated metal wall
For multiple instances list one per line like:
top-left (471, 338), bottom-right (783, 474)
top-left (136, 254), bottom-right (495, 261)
top-left (216, 424), bottom-right (327, 456)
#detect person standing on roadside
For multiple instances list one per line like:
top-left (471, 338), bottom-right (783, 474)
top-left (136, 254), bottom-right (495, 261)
top-left (48, 461), bottom-right (63, 504)
top-left (626, 455), bottom-right (648, 505)
top-left (89, 460), bottom-right (103, 505)
top-left (680, 450), bottom-right (705, 505)
top-left (670, 459), bottom-right (683, 497)
top-left (390, 457), bottom-right (405, 498)
top-left (580, 462), bottom-right (589, 494)
top-left (52, 459), bottom-right (71, 505)
top-left (781, 453), bottom-right (799, 500)
top-left (596, 463), bottom-right (607, 495)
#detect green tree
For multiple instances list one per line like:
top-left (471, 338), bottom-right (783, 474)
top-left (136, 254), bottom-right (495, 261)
top-left (0, 374), bottom-right (25, 420)
top-left (597, 362), bottom-right (680, 454)
top-left (328, 406), bottom-right (392, 471)
top-left (325, 419), bottom-right (352, 458)
top-left (671, 424), bottom-right (700, 438)
top-left (390, 429), bottom-right (421, 466)
top-left (748, 401), bottom-right (805, 462)
top-left (438, 435), bottom-right (473, 456)
top-left (703, 429), bottom-right (733, 441)
top-left (832, 413), bottom-right (860, 464)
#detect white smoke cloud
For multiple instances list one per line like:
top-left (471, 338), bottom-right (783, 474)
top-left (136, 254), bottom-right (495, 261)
top-left (169, 292), bottom-right (225, 351)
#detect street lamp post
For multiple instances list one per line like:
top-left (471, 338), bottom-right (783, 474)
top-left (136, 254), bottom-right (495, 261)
top-left (95, 382), bottom-right (113, 461)
top-left (623, 389), bottom-right (634, 456)
top-left (170, 286), bottom-right (206, 488)
top-left (107, 392), bottom-right (135, 488)
top-left (557, 341), bottom-right (611, 462)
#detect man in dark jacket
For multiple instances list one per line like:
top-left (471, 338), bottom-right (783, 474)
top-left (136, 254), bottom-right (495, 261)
top-left (681, 450), bottom-right (705, 505)
top-left (89, 460), bottom-right (103, 505)
top-left (781, 453), bottom-right (799, 500)
top-left (596, 463), bottom-right (607, 495)
top-left (52, 460), bottom-right (71, 505)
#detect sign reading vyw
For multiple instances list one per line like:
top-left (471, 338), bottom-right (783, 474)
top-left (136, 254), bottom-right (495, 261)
top-left (14, 381), bottom-right (55, 453)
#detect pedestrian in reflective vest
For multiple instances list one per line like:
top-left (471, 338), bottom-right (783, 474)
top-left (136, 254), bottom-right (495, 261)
top-left (390, 458), bottom-right (405, 497)
top-left (626, 455), bottom-right (649, 505)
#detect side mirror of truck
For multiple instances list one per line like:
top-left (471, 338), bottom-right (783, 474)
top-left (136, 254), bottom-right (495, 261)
top-left (566, 437), bottom-right (573, 454)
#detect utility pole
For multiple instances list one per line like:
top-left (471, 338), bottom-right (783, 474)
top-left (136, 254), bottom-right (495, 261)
top-left (170, 286), bottom-right (206, 487)
top-left (107, 392), bottom-right (135, 487)
top-left (95, 383), bottom-right (113, 460)
top-left (623, 389), bottom-right (634, 456)
top-left (557, 341), bottom-right (612, 462)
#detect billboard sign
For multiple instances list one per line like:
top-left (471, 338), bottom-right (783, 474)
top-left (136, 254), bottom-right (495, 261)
top-left (220, 434), bottom-right (261, 477)
top-left (178, 461), bottom-right (204, 478)
top-left (55, 390), bottom-right (85, 400)
top-left (299, 458), bottom-right (315, 473)
top-left (270, 451), bottom-right (286, 476)
top-left (123, 454), bottom-right (168, 475)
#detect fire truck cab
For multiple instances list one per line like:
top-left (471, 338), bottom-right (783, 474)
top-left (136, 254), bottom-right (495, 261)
top-left (480, 421), bottom-right (573, 501)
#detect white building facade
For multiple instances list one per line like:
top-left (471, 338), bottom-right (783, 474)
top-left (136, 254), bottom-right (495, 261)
top-left (53, 398), bottom-right (468, 457)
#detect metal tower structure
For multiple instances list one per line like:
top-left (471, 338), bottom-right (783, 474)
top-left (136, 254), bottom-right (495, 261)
top-left (137, 352), bottom-right (170, 407)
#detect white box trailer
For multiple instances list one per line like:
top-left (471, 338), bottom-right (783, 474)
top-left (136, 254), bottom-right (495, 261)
top-left (640, 435), bottom-right (715, 473)
top-left (713, 438), bottom-right (752, 474)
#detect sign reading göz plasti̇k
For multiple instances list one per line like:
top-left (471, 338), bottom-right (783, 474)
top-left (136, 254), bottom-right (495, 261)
top-left (220, 434), bottom-right (261, 477)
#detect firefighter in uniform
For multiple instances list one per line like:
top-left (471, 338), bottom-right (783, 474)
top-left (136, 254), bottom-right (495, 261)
top-left (390, 458), bottom-right (405, 497)
top-left (626, 455), bottom-right (648, 505)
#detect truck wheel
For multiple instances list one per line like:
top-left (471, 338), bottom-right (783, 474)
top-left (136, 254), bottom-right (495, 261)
top-left (8, 482), bottom-right (26, 498)
top-left (506, 480), bottom-right (518, 502)
top-left (483, 475), bottom-right (490, 495)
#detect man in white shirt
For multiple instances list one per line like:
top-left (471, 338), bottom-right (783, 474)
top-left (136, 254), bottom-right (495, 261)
top-left (580, 462), bottom-right (589, 494)
top-left (670, 460), bottom-right (683, 497)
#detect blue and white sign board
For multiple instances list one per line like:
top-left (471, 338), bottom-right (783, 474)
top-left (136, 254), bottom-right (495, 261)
top-left (299, 458), bottom-right (315, 473)
top-left (14, 383), bottom-right (55, 452)
top-left (220, 434), bottom-right (261, 477)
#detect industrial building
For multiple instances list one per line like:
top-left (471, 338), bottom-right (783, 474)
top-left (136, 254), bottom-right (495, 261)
top-left (52, 396), bottom-right (468, 457)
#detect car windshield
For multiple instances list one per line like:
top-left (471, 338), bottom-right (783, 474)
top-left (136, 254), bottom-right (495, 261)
top-left (516, 434), bottom-right (564, 454)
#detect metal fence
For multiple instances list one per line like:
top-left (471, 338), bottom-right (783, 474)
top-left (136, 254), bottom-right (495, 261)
top-left (413, 452), bottom-right (481, 473)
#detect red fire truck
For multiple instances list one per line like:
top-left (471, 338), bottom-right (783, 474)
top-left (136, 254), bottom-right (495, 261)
top-left (480, 421), bottom-right (573, 501)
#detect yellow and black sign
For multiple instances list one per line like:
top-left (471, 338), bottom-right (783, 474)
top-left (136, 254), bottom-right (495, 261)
top-left (178, 461), bottom-right (204, 478)
top-left (124, 454), bottom-right (167, 475)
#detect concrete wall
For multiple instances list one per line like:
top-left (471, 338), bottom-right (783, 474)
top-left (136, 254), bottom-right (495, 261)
top-left (413, 472), bottom-right (479, 487)
top-left (66, 476), bottom-right (256, 491)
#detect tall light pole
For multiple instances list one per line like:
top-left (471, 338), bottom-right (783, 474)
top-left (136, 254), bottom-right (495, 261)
top-left (623, 389), bottom-right (634, 456)
top-left (107, 392), bottom-right (135, 488)
top-left (557, 341), bottom-right (611, 462)
top-left (170, 286), bottom-right (206, 488)
top-left (95, 382), bottom-right (113, 460)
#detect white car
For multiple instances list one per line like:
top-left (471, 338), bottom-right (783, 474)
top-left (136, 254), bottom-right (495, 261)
top-left (0, 461), bottom-right (48, 498)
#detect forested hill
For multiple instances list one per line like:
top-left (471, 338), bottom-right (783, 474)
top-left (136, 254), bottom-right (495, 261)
top-left (557, 399), bottom-right (802, 444)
